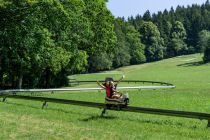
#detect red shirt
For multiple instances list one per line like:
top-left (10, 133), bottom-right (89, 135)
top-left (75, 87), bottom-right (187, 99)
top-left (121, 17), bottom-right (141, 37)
top-left (104, 85), bottom-right (112, 97)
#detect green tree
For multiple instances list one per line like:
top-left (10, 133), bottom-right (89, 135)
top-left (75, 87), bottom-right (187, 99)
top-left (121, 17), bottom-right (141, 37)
top-left (84, 0), bottom-right (117, 72)
top-left (197, 30), bottom-right (210, 53)
top-left (113, 18), bottom-right (131, 67)
top-left (152, 11), bottom-right (172, 58)
top-left (127, 1), bottom-right (210, 56)
top-left (139, 21), bottom-right (165, 62)
top-left (203, 38), bottom-right (210, 63)
top-left (88, 52), bottom-right (113, 72)
top-left (168, 21), bottom-right (187, 56)
top-left (0, 0), bottom-right (102, 88)
top-left (142, 10), bottom-right (152, 21)
top-left (0, 0), bottom-right (74, 88)
top-left (125, 23), bottom-right (146, 64)
top-left (113, 18), bottom-right (145, 67)
top-left (84, 0), bottom-right (116, 54)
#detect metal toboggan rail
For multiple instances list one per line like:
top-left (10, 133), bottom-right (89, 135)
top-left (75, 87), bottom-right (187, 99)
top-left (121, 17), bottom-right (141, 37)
top-left (1, 95), bottom-right (210, 127)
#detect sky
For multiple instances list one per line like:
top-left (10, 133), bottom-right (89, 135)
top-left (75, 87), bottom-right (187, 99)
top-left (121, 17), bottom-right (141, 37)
top-left (107, 0), bottom-right (207, 18)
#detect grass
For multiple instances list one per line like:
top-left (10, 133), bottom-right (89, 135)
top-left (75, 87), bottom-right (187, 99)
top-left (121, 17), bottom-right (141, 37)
top-left (1, 53), bottom-right (210, 139)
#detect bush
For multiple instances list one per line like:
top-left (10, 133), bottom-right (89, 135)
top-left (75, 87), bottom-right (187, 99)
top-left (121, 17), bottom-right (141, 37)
top-left (203, 39), bottom-right (210, 63)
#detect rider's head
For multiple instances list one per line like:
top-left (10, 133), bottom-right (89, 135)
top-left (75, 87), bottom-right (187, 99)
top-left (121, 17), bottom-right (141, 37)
top-left (105, 81), bottom-right (109, 86)
top-left (109, 81), bottom-right (114, 87)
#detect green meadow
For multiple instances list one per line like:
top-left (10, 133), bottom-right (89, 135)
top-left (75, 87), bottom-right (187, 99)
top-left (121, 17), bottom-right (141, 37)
top-left (1, 54), bottom-right (210, 140)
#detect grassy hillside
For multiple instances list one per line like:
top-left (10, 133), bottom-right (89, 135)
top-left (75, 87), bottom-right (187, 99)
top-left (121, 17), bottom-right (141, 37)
top-left (1, 54), bottom-right (210, 140)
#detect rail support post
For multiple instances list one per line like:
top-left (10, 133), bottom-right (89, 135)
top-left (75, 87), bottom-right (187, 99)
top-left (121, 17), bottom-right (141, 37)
top-left (207, 120), bottom-right (210, 128)
top-left (2, 97), bottom-right (7, 102)
top-left (101, 108), bottom-right (107, 117)
top-left (42, 101), bottom-right (48, 109)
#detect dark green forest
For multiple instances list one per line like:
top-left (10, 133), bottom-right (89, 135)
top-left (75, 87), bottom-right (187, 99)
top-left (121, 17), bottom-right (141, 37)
top-left (0, 0), bottom-right (210, 89)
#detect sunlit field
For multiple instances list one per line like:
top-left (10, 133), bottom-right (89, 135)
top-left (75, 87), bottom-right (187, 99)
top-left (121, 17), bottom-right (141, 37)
top-left (1, 54), bottom-right (210, 139)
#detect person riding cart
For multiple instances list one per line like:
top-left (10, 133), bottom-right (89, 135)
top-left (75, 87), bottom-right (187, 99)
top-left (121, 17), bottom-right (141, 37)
top-left (97, 75), bottom-right (129, 105)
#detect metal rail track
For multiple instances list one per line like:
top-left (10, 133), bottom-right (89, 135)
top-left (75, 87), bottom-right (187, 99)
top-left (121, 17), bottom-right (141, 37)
top-left (0, 85), bottom-right (175, 94)
top-left (0, 80), bottom-right (175, 94)
top-left (70, 80), bottom-right (174, 86)
top-left (1, 95), bottom-right (210, 127)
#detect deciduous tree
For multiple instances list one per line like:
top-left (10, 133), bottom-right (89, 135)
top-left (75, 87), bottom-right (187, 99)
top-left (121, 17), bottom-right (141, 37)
top-left (139, 21), bottom-right (165, 62)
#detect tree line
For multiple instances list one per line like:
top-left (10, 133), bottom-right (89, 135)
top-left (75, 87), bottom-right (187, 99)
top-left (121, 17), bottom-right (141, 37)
top-left (91, 0), bottom-right (210, 71)
top-left (118, 0), bottom-right (210, 64)
top-left (0, 0), bottom-right (116, 88)
top-left (0, 0), bottom-right (210, 89)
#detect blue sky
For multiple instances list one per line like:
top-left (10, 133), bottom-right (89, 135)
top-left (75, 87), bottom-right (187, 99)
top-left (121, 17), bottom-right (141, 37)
top-left (107, 0), bottom-right (207, 18)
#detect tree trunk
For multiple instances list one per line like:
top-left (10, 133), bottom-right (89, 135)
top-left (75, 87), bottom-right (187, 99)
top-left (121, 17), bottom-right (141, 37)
top-left (45, 68), bottom-right (51, 88)
top-left (0, 71), bottom-right (3, 88)
top-left (11, 74), bottom-right (16, 88)
top-left (17, 72), bottom-right (23, 89)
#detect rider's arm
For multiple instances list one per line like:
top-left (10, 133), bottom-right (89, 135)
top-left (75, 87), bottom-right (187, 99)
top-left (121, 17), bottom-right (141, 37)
top-left (97, 81), bottom-right (106, 89)
top-left (116, 75), bottom-right (125, 85)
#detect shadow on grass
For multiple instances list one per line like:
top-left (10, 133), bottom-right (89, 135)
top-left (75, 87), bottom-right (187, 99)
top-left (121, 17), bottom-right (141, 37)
top-left (177, 61), bottom-right (204, 67)
top-left (4, 101), bottom-right (117, 122)
top-left (120, 115), bottom-right (203, 129)
top-left (1, 101), bottom-right (202, 129)
top-left (2, 101), bottom-right (92, 116)
top-left (3, 101), bottom-right (42, 110)
top-left (80, 113), bottom-right (200, 129)
top-left (134, 118), bottom-right (184, 127)
top-left (81, 115), bottom-right (117, 122)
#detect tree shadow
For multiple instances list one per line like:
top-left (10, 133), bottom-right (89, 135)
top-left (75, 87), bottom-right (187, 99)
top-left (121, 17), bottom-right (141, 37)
top-left (177, 61), bottom-right (204, 67)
